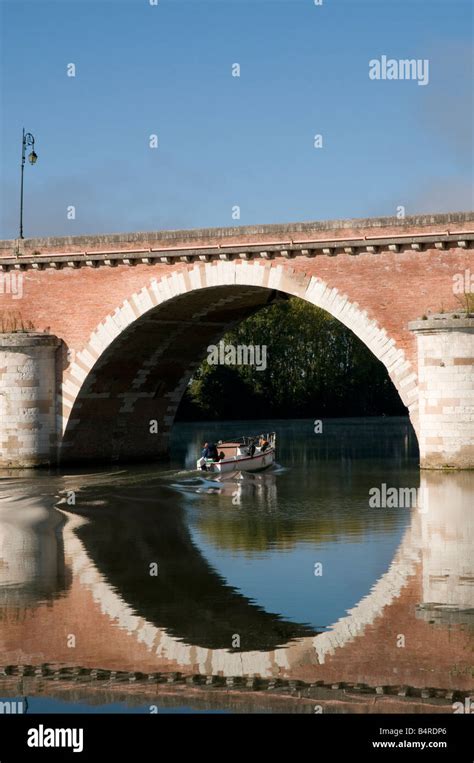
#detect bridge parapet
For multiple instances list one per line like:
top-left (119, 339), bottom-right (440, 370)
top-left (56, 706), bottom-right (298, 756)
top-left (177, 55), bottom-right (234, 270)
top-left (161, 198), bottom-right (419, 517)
top-left (0, 213), bottom-right (472, 270)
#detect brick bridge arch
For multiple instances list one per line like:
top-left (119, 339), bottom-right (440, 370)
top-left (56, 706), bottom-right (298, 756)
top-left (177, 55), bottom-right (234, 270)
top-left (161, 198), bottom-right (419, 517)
top-left (0, 212), bottom-right (472, 467)
top-left (61, 261), bottom-right (418, 463)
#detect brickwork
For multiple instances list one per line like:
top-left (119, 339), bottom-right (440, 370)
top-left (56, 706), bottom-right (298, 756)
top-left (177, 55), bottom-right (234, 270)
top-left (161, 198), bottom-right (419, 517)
top-left (0, 213), bottom-right (472, 466)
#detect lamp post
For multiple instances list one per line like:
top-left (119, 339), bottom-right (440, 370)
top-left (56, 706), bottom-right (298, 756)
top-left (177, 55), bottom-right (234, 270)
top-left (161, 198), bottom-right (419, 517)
top-left (19, 128), bottom-right (38, 239)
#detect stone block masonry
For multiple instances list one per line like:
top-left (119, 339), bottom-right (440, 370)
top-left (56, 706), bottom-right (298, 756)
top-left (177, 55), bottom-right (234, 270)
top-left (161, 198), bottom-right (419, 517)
top-left (409, 316), bottom-right (474, 469)
top-left (0, 333), bottom-right (60, 467)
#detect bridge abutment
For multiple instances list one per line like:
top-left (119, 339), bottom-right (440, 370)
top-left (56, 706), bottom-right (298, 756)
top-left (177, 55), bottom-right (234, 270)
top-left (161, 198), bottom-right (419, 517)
top-left (409, 316), bottom-right (474, 469)
top-left (0, 333), bottom-right (60, 467)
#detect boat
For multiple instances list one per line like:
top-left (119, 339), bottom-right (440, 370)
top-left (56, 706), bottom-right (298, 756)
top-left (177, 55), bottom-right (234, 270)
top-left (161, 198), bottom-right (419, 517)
top-left (196, 433), bottom-right (276, 474)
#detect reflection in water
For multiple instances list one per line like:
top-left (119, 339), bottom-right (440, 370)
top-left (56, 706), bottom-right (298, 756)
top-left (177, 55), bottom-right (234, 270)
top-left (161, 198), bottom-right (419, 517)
top-left (0, 488), bottom-right (69, 606)
top-left (176, 470), bottom-right (279, 511)
top-left (0, 419), bottom-right (472, 712)
top-left (62, 478), bottom-right (315, 651)
top-left (418, 472), bottom-right (474, 624)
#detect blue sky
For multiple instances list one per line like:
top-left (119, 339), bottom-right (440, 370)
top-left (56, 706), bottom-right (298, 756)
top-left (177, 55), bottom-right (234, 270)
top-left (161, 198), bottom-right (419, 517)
top-left (0, 0), bottom-right (472, 238)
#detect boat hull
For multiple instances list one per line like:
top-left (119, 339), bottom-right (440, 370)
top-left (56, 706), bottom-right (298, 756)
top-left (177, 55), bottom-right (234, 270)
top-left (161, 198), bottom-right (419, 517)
top-left (198, 448), bottom-right (275, 474)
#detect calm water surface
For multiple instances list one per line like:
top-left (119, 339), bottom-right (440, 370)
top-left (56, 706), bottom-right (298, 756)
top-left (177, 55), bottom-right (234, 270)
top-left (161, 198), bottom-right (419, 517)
top-left (0, 418), bottom-right (472, 713)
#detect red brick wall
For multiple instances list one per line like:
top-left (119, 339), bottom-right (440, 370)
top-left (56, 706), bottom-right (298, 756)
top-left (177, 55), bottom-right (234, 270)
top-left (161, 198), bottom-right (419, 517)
top-left (7, 247), bottom-right (469, 371)
top-left (1, 217), bottom-right (472, 463)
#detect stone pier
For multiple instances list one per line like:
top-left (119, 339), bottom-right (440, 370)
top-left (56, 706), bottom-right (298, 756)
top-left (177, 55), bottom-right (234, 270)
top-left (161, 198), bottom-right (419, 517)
top-left (0, 333), bottom-right (60, 467)
top-left (409, 315), bottom-right (474, 469)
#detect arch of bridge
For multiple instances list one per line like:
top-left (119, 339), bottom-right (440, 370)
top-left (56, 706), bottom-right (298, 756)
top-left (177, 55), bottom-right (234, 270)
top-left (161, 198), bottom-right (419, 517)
top-left (62, 260), bottom-right (419, 443)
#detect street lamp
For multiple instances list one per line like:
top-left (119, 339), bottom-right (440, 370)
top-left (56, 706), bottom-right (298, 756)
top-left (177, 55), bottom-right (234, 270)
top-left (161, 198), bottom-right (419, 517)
top-left (19, 128), bottom-right (38, 239)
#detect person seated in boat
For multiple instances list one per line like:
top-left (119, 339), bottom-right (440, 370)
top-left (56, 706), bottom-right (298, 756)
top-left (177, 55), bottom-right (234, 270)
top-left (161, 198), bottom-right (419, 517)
top-left (259, 434), bottom-right (269, 452)
top-left (202, 442), bottom-right (219, 461)
top-left (208, 442), bottom-right (219, 461)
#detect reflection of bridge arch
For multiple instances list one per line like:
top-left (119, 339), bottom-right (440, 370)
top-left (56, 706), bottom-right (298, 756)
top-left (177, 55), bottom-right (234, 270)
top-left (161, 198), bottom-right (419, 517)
top-left (64, 513), bottom-right (422, 677)
top-left (313, 518), bottom-right (421, 663)
top-left (1, 473), bottom-right (472, 689)
top-left (55, 477), bottom-right (423, 678)
top-left (61, 262), bottom-right (418, 463)
top-left (62, 481), bottom-right (314, 653)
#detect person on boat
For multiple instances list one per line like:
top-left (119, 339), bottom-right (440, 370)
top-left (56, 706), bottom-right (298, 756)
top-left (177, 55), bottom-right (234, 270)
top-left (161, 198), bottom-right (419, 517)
top-left (259, 434), bottom-right (269, 452)
top-left (202, 442), bottom-right (219, 461)
top-left (208, 442), bottom-right (219, 460)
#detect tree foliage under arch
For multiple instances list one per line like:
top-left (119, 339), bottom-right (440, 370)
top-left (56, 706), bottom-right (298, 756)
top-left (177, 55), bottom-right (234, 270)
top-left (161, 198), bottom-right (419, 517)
top-left (177, 298), bottom-right (405, 421)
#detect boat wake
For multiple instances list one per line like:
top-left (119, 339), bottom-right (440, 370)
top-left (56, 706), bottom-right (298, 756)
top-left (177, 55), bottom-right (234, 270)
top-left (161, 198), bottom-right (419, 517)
top-left (170, 465), bottom-right (281, 499)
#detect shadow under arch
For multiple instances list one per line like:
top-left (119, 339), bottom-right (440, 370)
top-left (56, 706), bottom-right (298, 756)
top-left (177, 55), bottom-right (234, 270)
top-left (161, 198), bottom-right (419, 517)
top-left (60, 262), bottom-right (419, 464)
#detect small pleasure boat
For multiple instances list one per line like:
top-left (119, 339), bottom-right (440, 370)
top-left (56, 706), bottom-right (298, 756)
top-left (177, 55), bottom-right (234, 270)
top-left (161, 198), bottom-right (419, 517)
top-left (196, 433), bottom-right (276, 474)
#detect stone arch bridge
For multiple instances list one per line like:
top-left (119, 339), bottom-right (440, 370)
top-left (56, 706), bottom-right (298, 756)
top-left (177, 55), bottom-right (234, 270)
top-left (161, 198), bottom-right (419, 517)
top-left (0, 212), bottom-right (473, 468)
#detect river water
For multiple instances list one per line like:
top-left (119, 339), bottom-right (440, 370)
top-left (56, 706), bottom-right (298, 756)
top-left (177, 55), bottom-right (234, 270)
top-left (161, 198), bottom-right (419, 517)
top-left (0, 417), bottom-right (472, 713)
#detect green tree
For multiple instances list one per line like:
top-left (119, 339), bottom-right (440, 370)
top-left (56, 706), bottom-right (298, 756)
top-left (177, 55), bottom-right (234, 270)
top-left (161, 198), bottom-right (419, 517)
top-left (177, 298), bottom-right (405, 420)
